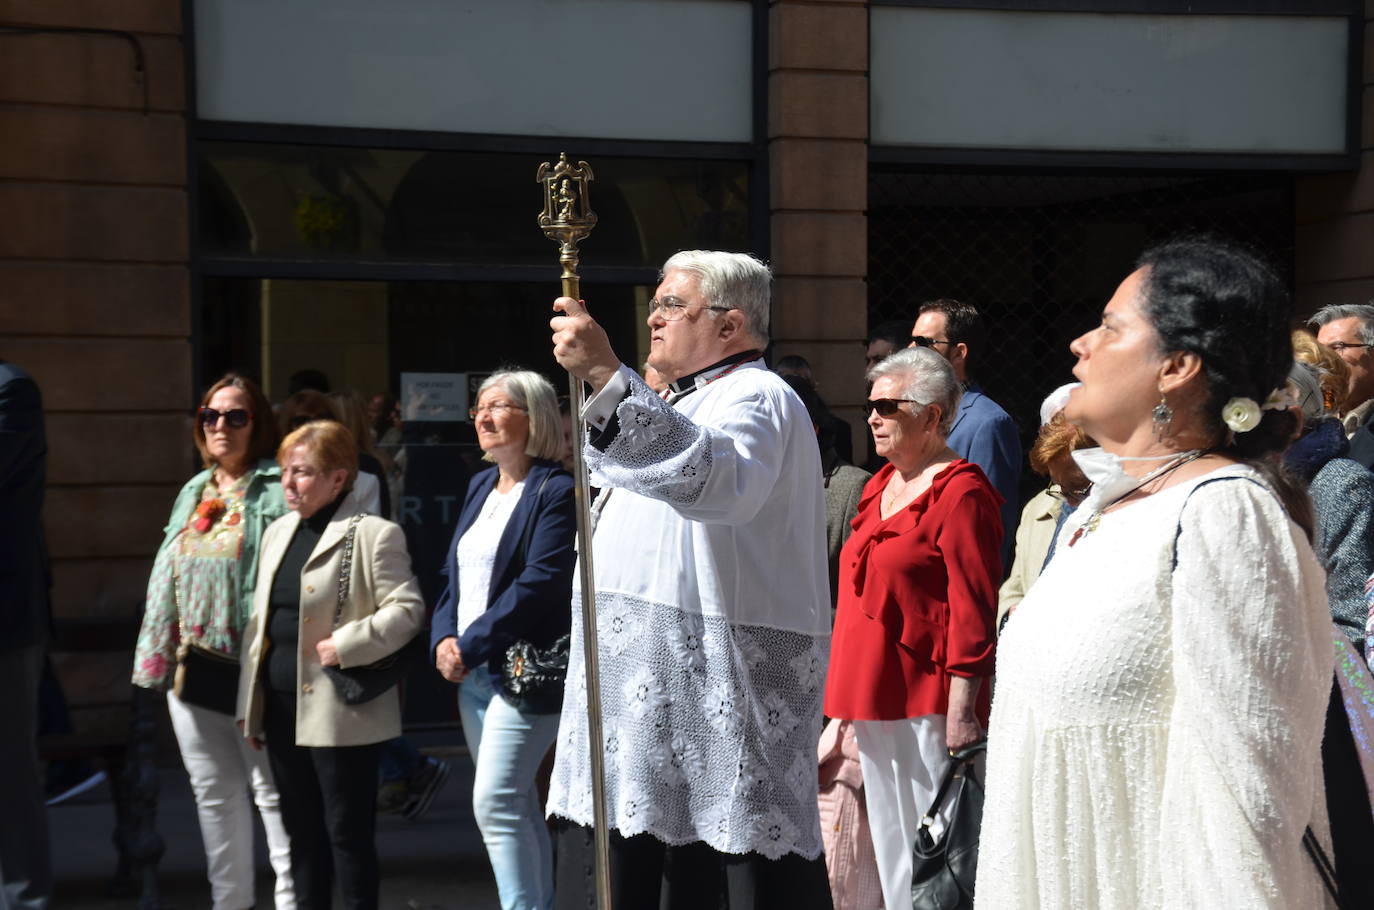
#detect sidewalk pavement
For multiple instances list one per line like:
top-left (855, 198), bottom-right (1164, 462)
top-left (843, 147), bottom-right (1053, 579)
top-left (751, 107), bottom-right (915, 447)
top-left (49, 735), bottom-right (500, 909)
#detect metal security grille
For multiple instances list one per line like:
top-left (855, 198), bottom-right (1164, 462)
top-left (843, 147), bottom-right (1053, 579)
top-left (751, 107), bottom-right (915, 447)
top-left (869, 169), bottom-right (1295, 483)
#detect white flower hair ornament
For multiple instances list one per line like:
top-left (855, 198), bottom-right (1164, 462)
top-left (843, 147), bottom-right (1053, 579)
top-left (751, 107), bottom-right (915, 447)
top-left (1222, 382), bottom-right (1300, 434)
top-left (1221, 397), bottom-right (1262, 434)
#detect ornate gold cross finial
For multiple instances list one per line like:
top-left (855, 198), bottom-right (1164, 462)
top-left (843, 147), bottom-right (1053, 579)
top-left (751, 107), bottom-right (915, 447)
top-left (536, 153), bottom-right (611, 910)
top-left (536, 152), bottom-right (597, 299)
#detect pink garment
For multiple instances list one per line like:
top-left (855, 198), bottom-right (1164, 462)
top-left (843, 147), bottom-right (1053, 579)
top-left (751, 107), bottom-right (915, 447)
top-left (817, 718), bottom-right (884, 910)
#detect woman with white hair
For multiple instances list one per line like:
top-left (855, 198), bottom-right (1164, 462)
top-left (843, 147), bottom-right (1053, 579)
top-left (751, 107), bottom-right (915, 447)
top-left (430, 369), bottom-right (576, 910)
top-left (824, 347), bottom-right (1002, 910)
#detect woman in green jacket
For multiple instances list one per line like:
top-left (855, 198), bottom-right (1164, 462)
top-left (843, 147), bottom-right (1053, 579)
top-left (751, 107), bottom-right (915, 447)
top-left (132, 373), bottom-right (295, 910)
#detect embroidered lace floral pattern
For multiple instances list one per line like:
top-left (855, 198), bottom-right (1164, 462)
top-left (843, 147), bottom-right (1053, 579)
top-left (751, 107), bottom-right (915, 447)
top-left (548, 592), bottom-right (829, 860)
top-left (179, 478), bottom-right (249, 560)
top-left (585, 380), bottom-right (713, 506)
top-left (132, 479), bottom-right (251, 690)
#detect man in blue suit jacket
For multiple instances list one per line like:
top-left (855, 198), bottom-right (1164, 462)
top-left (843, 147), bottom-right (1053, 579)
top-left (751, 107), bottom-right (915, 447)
top-left (0, 361), bottom-right (52, 909)
top-left (910, 300), bottom-right (1022, 569)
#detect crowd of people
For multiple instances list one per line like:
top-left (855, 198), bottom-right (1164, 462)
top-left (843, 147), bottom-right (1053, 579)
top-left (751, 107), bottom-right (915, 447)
top-left (2, 238), bottom-right (1363, 909)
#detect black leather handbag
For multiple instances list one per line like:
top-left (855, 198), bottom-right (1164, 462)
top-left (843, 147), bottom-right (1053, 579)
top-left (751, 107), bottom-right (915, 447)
top-left (497, 634), bottom-right (570, 714)
top-left (322, 635), bottom-right (425, 706)
top-left (321, 513), bottom-right (423, 706)
top-left (173, 642), bottom-right (240, 715)
top-left (170, 553), bottom-right (240, 715)
top-left (910, 741), bottom-right (986, 910)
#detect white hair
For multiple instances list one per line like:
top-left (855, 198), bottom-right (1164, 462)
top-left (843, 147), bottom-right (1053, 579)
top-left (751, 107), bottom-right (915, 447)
top-left (866, 347), bottom-right (963, 437)
top-left (476, 370), bottom-right (563, 462)
top-left (662, 250), bottom-right (771, 344)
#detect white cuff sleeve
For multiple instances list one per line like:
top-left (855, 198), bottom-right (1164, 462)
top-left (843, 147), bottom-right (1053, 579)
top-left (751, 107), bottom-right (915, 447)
top-left (579, 364), bottom-right (633, 432)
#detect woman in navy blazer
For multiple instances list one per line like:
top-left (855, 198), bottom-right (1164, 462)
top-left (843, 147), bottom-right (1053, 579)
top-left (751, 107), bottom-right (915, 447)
top-left (431, 370), bottom-right (575, 910)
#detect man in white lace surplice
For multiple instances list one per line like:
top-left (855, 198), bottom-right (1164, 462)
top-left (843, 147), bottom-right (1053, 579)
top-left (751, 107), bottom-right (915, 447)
top-left (548, 251), bottom-right (833, 906)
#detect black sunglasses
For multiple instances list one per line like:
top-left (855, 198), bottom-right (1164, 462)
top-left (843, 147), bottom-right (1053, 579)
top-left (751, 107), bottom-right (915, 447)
top-left (866, 398), bottom-right (925, 417)
top-left (910, 336), bottom-right (954, 349)
top-left (199, 407), bottom-right (250, 429)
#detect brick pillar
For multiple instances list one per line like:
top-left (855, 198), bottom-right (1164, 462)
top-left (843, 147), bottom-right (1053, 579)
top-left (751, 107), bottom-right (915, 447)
top-left (1294, 7), bottom-right (1374, 315)
top-left (0, 1), bottom-right (190, 736)
top-left (768, 0), bottom-right (869, 456)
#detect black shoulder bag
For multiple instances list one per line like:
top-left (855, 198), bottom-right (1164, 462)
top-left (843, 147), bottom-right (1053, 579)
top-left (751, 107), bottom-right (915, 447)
top-left (910, 740), bottom-right (986, 910)
top-left (321, 513), bottom-right (425, 706)
top-left (170, 546), bottom-right (240, 715)
top-left (495, 473), bottom-right (570, 715)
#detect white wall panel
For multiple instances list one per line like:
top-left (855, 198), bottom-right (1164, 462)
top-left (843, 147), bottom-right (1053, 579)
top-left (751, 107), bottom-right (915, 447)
top-left (872, 8), bottom-right (1348, 155)
top-left (195, 0), bottom-right (752, 142)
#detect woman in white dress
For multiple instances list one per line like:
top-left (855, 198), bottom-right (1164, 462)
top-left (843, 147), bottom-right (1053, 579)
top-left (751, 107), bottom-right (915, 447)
top-left (975, 238), bottom-right (1336, 909)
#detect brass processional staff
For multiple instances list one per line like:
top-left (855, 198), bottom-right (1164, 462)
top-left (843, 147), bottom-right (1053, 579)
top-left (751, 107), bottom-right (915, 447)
top-left (536, 153), bottom-right (612, 910)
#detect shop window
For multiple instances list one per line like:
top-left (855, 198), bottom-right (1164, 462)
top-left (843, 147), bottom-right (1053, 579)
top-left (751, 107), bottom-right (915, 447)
top-left (868, 169), bottom-right (1293, 500)
top-left (196, 135), bottom-right (752, 725)
top-left (198, 142), bottom-right (750, 267)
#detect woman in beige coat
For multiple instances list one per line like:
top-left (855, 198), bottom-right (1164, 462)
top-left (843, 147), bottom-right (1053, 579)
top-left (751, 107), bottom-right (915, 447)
top-left (237, 420), bottom-right (424, 910)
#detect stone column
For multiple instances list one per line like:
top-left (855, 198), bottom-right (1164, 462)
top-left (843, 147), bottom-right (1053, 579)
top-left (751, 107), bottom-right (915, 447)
top-left (768, 0), bottom-right (870, 456)
top-left (0, 0), bottom-right (190, 737)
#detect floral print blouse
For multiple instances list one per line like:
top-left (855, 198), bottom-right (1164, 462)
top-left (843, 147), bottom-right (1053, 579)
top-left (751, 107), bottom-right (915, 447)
top-left (132, 476), bottom-right (253, 690)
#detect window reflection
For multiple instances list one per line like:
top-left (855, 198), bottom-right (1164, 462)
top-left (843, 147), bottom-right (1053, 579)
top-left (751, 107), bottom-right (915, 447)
top-left (202, 277), bottom-right (645, 402)
top-left (198, 142), bottom-right (750, 266)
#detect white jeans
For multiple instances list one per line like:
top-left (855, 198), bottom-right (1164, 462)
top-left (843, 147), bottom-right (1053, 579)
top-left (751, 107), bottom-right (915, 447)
top-left (853, 715), bottom-right (956, 910)
top-left (167, 692), bottom-right (294, 910)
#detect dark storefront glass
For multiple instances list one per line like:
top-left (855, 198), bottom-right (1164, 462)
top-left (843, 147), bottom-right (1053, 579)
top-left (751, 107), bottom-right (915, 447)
top-left (201, 278), bottom-right (645, 401)
top-left (197, 138), bottom-right (750, 725)
top-left (199, 142), bottom-right (750, 267)
top-left (868, 169), bottom-right (1294, 503)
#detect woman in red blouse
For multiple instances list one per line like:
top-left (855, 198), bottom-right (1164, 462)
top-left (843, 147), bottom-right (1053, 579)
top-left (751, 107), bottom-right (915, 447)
top-left (824, 346), bottom-right (1002, 910)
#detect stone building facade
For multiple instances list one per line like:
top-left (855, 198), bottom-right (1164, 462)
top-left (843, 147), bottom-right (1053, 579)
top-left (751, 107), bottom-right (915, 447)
top-left (2, 0), bottom-right (1366, 728)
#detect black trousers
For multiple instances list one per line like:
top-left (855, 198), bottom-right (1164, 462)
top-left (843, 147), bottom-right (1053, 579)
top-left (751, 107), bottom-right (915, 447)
top-left (0, 643), bottom-right (51, 910)
top-left (1321, 676), bottom-right (1374, 908)
top-left (262, 686), bottom-right (381, 910)
top-left (553, 820), bottom-right (834, 910)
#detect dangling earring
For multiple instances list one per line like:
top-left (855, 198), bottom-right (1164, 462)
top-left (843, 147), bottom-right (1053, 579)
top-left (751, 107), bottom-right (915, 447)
top-left (1152, 391), bottom-right (1173, 441)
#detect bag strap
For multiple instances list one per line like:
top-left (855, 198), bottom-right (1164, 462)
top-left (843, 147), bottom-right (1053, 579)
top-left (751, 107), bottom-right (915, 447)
top-left (918, 739), bottom-right (987, 827)
top-left (1168, 474), bottom-right (1266, 572)
top-left (517, 471), bottom-right (554, 563)
top-left (1304, 827), bottom-right (1351, 910)
top-left (334, 512), bottom-right (366, 629)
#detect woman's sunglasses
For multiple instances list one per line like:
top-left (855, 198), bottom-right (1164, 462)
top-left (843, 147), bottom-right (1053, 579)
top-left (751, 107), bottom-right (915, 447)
top-left (199, 407), bottom-right (250, 429)
top-left (865, 398), bottom-right (925, 417)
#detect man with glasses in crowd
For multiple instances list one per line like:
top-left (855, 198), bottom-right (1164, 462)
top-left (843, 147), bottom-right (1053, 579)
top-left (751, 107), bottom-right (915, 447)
top-left (909, 298), bottom-right (1021, 566)
top-left (547, 250), bottom-right (833, 909)
top-left (1311, 303), bottom-right (1374, 467)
